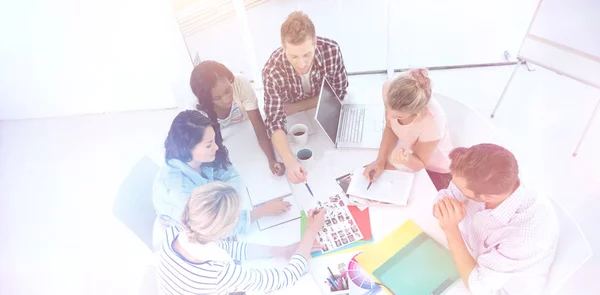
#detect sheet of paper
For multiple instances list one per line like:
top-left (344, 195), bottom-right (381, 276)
top-left (347, 168), bottom-right (415, 206)
top-left (246, 172), bottom-right (292, 205)
top-left (314, 193), bottom-right (364, 254)
top-left (256, 194), bottom-right (301, 231)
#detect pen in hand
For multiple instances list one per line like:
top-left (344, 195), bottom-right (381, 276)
top-left (367, 169), bottom-right (375, 190)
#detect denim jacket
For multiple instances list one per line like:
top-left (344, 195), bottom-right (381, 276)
top-left (152, 159), bottom-right (251, 235)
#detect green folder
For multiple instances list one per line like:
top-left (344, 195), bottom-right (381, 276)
top-left (372, 232), bottom-right (459, 295)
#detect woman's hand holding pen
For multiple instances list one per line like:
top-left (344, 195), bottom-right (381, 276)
top-left (363, 159), bottom-right (385, 182)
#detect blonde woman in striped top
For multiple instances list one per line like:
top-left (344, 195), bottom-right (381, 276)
top-left (157, 182), bottom-right (325, 295)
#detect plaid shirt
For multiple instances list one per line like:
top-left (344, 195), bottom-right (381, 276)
top-left (262, 36), bottom-right (349, 137)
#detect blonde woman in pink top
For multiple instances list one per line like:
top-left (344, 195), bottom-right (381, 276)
top-left (363, 68), bottom-right (453, 190)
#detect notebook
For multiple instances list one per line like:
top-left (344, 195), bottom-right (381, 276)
top-left (355, 220), bottom-right (459, 295)
top-left (245, 174), bottom-right (301, 231)
top-left (347, 168), bottom-right (415, 206)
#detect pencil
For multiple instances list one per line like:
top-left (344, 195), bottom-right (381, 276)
top-left (367, 169), bottom-right (375, 190)
top-left (327, 266), bottom-right (336, 279)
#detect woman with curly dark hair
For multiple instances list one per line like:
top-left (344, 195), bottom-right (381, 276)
top-left (190, 60), bottom-right (285, 176)
top-left (152, 110), bottom-right (290, 247)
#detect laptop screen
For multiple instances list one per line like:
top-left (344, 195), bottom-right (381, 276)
top-left (315, 79), bottom-right (342, 144)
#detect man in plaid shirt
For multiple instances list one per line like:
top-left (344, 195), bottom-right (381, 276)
top-left (262, 11), bottom-right (348, 183)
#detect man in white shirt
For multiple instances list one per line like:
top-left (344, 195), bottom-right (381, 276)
top-left (433, 144), bottom-right (559, 295)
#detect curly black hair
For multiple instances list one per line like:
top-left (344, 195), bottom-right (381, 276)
top-left (164, 110), bottom-right (231, 170)
top-left (189, 60), bottom-right (235, 129)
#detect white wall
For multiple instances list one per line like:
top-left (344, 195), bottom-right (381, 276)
top-left (180, 0), bottom-right (540, 80)
top-left (0, 0), bottom-right (195, 121)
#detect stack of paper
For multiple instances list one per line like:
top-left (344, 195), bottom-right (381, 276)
top-left (347, 168), bottom-right (415, 206)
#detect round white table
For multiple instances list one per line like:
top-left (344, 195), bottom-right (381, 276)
top-left (221, 112), bottom-right (469, 294)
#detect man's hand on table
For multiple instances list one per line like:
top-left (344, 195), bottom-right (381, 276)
top-left (286, 160), bottom-right (307, 184)
top-left (434, 197), bottom-right (467, 235)
top-left (269, 160), bottom-right (286, 176)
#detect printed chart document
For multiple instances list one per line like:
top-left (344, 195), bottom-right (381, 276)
top-left (347, 168), bottom-right (415, 206)
top-left (246, 173), bottom-right (301, 231)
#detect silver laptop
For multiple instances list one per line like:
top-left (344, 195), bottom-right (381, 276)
top-left (314, 79), bottom-right (384, 149)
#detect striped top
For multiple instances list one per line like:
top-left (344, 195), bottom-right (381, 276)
top-left (217, 103), bottom-right (245, 127)
top-left (158, 226), bottom-right (309, 295)
top-left (217, 75), bottom-right (259, 128)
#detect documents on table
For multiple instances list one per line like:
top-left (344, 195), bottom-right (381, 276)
top-left (246, 168), bottom-right (302, 231)
top-left (347, 168), bottom-right (415, 206)
top-left (314, 193), bottom-right (364, 254)
top-left (253, 193), bottom-right (302, 231)
top-left (246, 171), bottom-right (292, 205)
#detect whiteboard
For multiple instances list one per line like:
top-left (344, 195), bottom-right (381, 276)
top-left (529, 0), bottom-right (600, 58)
top-left (389, 0), bottom-right (540, 68)
top-left (520, 0), bottom-right (600, 88)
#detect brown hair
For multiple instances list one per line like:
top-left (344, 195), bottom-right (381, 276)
top-left (280, 11), bottom-right (316, 45)
top-left (386, 68), bottom-right (432, 114)
top-left (449, 144), bottom-right (519, 195)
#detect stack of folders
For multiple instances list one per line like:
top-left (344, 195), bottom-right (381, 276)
top-left (355, 220), bottom-right (459, 295)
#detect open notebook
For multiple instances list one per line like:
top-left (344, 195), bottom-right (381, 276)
top-left (245, 174), bottom-right (301, 231)
top-left (347, 168), bottom-right (415, 206)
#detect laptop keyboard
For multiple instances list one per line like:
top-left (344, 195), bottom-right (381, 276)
top-left (339, 108), bottom-right (365, 143)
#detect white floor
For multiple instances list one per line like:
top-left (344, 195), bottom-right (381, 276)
top-left (0, 65), bottom-right (598, 294)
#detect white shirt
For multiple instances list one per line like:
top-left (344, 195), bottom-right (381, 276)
top-left (299, 70), bottom-right (312, 94)
top-left (436, 183), bottom-right (559, 295)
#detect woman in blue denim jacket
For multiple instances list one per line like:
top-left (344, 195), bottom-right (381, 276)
top-left (153, 110), bottom-right (290, 244)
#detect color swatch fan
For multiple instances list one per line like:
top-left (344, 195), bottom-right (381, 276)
top-left (348, 254), bottom-right (381, 295)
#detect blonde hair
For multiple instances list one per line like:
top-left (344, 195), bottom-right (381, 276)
top-left (386, 68), bottom-right (432, 114)
top-left (281, 11), bottom-right (316, 45)
top-left (180, 182), bottom-right (240, 244)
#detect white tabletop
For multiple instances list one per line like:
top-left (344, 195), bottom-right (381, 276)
top-left (221, 88), bottom-right (469, 294)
